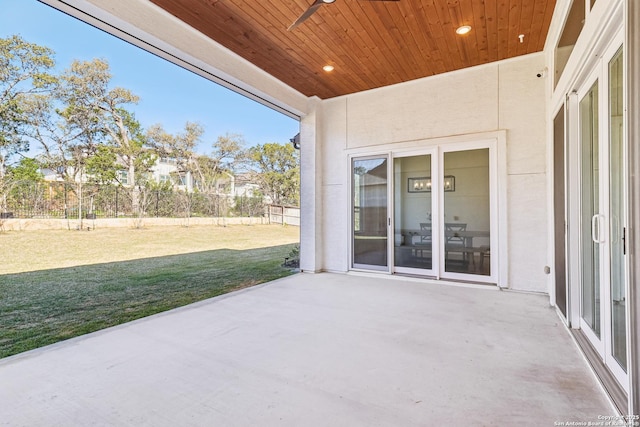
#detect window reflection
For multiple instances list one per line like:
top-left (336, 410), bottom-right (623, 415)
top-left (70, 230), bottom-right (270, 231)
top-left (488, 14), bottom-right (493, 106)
top-left (555, 0), bottom-right (585, 88)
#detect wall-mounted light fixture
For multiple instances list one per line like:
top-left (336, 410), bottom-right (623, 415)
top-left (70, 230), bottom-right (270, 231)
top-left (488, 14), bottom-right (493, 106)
top-left (290, 133), bottom-right (300, 149)
top-left (408, 176), bottom-right (455, 193)
top-left (408, 177), bottom-right (431, 192)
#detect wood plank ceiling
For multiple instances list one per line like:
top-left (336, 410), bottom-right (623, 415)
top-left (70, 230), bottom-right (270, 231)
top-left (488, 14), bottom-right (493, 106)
top-left (149, 0), bottom-right (557, 99)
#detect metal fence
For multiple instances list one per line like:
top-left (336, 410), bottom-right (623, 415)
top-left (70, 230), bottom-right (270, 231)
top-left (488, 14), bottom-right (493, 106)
top-left (0, 180), bottom-right (265, 220)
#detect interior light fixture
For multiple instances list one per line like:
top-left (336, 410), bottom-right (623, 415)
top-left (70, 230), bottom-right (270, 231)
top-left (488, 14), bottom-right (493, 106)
top-left (323, 65), bottom-right (335, 72)
top-left (456, 25), bottom-right (472, 35)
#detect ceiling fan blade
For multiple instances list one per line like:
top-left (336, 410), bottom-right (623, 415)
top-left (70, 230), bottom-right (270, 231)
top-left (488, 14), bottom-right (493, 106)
top-left (288, 0), bottom-right (326, 31)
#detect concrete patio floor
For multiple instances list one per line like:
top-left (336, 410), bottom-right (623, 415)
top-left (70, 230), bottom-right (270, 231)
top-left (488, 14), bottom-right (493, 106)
top-left (0, 273), bottom-right (614, 426)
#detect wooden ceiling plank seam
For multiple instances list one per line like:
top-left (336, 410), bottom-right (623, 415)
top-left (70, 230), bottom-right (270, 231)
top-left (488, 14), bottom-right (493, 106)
top-left (403, 1), bottom-right (447, 75)
top-left (294, 0), bottom-right (392, 96)
top-left (506, 0), bottom-right (522, 58)
top-left (359, 1), bottom-right (418, 81)
top-left (325, 5), bottom-right (391, 89)
top-left (209, 0), bottom-right (340, 96)
top-left (221, 1), bottom-right (330, 70)
top-left (496, 0), bottom-right (511, 60)
top-left (516, 0), bottom-right (536, 56)
top-left (438, 0), bottom-right (468, 68)
top-left (484, 0), bottom-right (499, 62)
top-left (426, 0), bottom-right (460, 71)
top-left (533, 0), bottom-right (556, 52)
top-left (448, 2), bottom-right (471, 66)
top-left (333, 6), bottom-right (395, 87)
top-left (527, 0), bottom-right (549, 51)
top-left (470, 0), bottom-right (490, 64)
top-left (298, 9), bottom-right (383, 93)
top-left (197, 0), bottom-right (338, 97)
top-left (458, 0), bottom-right (481, 66)
top-left (421, 0), bottom-right (460, 71)
top-left (381, 0), bottom-right (432, 80)
top-left (233, 1), bottom-right (330, 71)
top-left (156, 0), bottom-right (315, 90)
top-left (228, 2), bottom-right (338, 96)
top-left (348, 0), bottom-right (417, 83)
top-left (412, 1), bottom-right (449, 74)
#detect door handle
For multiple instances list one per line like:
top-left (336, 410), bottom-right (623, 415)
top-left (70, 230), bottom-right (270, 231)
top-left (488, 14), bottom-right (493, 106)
top-left (591, 214), bottom-right (605, 244)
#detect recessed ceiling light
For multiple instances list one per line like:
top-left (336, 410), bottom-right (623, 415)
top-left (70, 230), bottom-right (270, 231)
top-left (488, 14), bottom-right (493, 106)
top-left (456, 25), bottom-right (472, 35)
top-left (323, 65), bottom-right (335, 72)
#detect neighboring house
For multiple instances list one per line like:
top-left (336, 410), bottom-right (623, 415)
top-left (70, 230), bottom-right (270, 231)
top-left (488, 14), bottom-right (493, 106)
top-left (41, 0), bottom-right (640, 414)
top-left (41, 159), bottom-right (265, 203)
top-left (232, 173), bottom-right (273, 205)
top-left (152, 157), bottom-right (192, 191)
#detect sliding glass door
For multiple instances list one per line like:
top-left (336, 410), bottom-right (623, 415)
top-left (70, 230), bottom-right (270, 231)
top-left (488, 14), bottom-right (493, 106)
top-left (608, 47), bottom-right (626, 371)
top-left (352, 156), bottom-right (389, 270)
top-left (575, 41), bottom-right (628, 391)
top-left (385, 143), bottom-right (497, 282)
top-left (393, 153), bottom-right (436, 276)
top-left (579, 77), bottom-right (601, 341)
top-left (442, 148), bottom-right (492, 279)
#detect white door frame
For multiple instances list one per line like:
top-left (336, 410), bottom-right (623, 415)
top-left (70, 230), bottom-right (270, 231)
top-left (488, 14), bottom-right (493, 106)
top-left (347, 131), bottom-right (508, 288)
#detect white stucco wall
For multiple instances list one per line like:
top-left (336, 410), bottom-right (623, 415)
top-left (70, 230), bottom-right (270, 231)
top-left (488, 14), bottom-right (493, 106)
top-left (309, 53), bottom-right (548, 292)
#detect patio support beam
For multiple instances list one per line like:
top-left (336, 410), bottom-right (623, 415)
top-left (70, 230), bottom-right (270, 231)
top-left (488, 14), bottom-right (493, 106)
top-left (299, 97), bottom-right (323, 272)
top-left (627, 0), bottom-right (640, 416)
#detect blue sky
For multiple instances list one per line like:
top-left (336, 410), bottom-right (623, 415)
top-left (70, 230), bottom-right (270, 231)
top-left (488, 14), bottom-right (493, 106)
top-left (1, 0), bottom-right (300, 154)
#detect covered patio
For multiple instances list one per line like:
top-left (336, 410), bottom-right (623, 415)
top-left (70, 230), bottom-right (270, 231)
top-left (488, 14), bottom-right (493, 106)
top-left (0, 273), bottom-right (613, 425)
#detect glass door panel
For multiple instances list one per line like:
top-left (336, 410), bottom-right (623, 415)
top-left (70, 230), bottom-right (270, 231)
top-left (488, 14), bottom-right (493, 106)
top-left (442, 149), bottom-right (491, 277)
top-left (393, 155), bottom-right (433, 274)
top-left (608, 47), bottom-right (626, 370)
top-left (553, 105), bottom-right (568, 318)
top-left (352, 157), bottom-right (388, 269)
top-left (579, 80), bottom-right (601, 339)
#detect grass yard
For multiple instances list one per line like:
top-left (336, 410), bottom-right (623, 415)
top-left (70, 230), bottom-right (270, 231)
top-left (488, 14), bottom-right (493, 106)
top-left (0, 224), bottom-right (299, 358)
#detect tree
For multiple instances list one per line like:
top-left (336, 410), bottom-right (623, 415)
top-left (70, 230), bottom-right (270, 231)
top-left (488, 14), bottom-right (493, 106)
top-left (146, 121), bottom-right (204, 189)
top-left (247, 142), bottom-right (299, 206)
top-left (0, 157), bottom-right (43, 214)
top-left (147, 126), bottom-right (246, 218)
top-left (0, 35), bottom-right (56, 180)
top-left (7, 157), bottom-right (43, 181)
top-left (56, 59), bottom-right (154, 217)
top-left (25, 58), bottom-right (153, 225)
top-left (4, 157), bottom-right (45, 217)
top-left (194, 132), bottom-right (247, 195)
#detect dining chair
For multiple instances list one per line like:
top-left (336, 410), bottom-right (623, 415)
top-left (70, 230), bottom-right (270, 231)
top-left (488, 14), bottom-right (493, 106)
top-left (445, 222), bottom-right (469, 269)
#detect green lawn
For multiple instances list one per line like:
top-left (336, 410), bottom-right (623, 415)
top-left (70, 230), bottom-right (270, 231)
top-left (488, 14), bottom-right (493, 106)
top-left (0, 225), bottom-right (299, 358)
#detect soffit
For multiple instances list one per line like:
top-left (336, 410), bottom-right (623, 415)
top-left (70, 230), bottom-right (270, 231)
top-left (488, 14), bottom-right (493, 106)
top-left (149, 0), bottom-right (557, 99)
